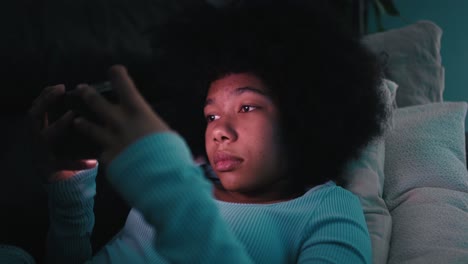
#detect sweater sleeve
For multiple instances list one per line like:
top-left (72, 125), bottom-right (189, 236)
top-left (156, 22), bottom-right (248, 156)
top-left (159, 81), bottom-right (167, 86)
top-left (106, 132), bottom-right (254, 264)
top-left (298, 187), bottom-right (372, 264)
top-left (45, 166), bottom-right (98, 264)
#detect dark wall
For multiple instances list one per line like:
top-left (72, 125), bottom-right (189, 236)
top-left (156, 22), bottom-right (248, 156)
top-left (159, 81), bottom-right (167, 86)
top-left (0, 0), bottom-right (199, 113)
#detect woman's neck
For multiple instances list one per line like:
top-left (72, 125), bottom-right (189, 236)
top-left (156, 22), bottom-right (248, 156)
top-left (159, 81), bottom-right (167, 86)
top-left (212, 181), bottom-right (305, 204)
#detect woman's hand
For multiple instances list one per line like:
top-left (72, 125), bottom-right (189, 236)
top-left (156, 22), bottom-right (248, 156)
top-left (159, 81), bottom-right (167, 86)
top-left (28, 85), bottom-right (97, 183)
top-left (71, 65), bottom-right (172, 166)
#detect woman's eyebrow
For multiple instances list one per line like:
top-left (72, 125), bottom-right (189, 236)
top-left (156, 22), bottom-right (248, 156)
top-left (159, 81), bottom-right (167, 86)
top-left (205, 86), bottom-right (269, 107)
top-left (232, 86), bottom-right (268, 96)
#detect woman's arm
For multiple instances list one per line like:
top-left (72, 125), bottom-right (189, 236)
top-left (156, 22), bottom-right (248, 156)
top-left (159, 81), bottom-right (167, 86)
top-left (45, 167), bottom-right (97, 264)
top-left (45, 168), bottom-right (155, 264)
top-left (105, 132), bottom-right (254, 263)
top-left (27, 83), bottom-right (101, 263)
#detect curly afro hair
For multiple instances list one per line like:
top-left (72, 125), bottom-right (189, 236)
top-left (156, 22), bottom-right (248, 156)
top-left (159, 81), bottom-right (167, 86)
top-left (150, 0), bottom-right (388, 188)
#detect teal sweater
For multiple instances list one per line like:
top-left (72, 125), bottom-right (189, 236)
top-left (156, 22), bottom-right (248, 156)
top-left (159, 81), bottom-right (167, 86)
top-left (46, 133), bottom-right (372, 263)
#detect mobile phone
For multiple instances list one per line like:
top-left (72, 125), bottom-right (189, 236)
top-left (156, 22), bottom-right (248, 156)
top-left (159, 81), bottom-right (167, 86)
top-left (49, 82), bottom-right (116, 122)
top-left (49, 82), bottom-right (118, 159)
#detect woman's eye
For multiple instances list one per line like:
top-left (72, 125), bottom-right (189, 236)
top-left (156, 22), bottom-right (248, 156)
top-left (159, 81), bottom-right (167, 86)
top-left (240, 105), bottom-right (257, 113)
top-left (206, 115), bottom-right (219, 123)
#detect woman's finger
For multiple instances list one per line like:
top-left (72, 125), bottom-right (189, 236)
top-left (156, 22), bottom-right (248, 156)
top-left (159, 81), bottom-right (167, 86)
top-left (72, 84), bottom-right (120, 125)
top-left (73, 117), bottom-right (113, 147)
top-left (29, 85), bottom-right (65, 122)
top-left (108, 65), bottom-right (148, 111)
top-left (43, 110), bottom-right (75, 140)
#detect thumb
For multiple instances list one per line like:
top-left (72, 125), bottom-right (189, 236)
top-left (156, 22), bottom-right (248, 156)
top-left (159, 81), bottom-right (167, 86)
top-left (108, 65), bottom-right (146, 110)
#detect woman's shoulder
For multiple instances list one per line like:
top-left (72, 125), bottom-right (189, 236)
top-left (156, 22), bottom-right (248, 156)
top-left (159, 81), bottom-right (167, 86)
top-left (303, 181), bottom-right (359, 201)
top-left (296, 181), bottom-right (363, 213)
top-left (297, 183), bottom-right (372, 263)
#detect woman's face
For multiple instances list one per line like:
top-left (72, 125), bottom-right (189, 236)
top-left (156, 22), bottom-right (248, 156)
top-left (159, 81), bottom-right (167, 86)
top-left (204, 73), bottom-right (288, 201)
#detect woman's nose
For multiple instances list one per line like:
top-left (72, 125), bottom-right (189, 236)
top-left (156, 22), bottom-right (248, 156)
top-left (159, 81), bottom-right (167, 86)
top-left (212, 118), bottom-right (238, 143)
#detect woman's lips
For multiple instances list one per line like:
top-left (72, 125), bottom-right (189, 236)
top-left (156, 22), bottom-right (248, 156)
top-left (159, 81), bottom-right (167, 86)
top-left (213, 152), bottom-right (243, 172)
top-left (214, 159), bottom-right (243, 172)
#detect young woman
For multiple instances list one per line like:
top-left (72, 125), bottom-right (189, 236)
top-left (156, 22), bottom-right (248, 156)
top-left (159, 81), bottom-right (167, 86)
top-left (30, 1), bottom-right (387, 263)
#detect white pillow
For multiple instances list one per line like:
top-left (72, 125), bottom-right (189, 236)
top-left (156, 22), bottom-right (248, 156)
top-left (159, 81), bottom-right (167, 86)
top-left (362, 21), bottom-right (445, 108)
top-left (388, 188), bottom-right (468, 264)
top-left (383, 102), bottom-right (468, 263)
top-left (384, 102), bottom-right (468, 209)
top-left (343, 78), bottom-right (397, 264)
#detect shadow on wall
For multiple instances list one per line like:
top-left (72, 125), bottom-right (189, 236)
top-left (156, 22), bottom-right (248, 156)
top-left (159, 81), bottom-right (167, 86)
top-left (0, 0), bottom-right (201, 113)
